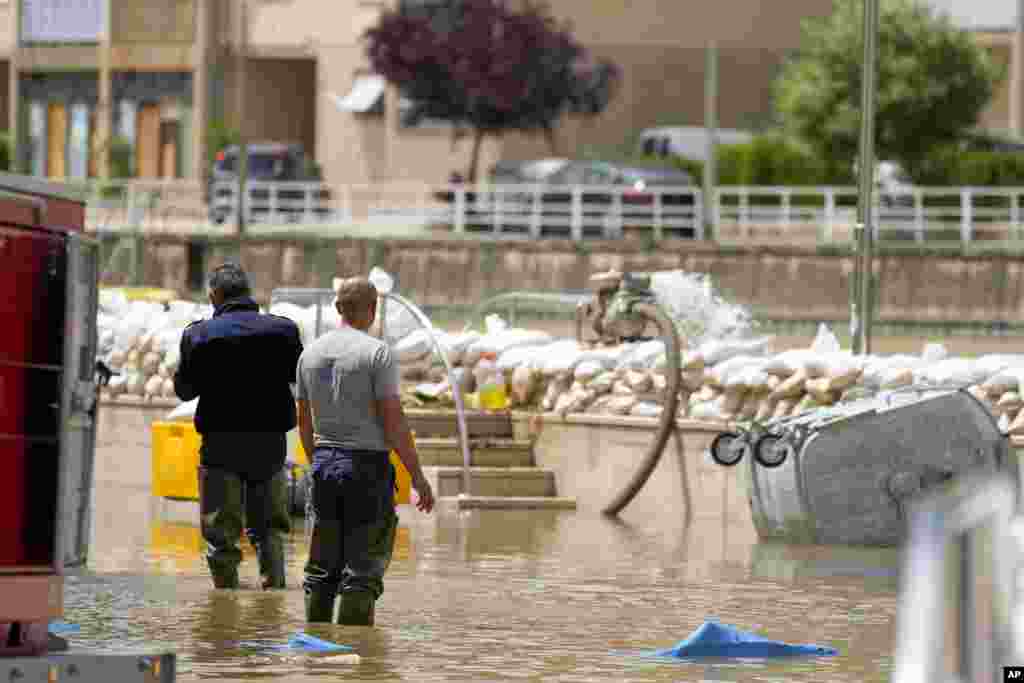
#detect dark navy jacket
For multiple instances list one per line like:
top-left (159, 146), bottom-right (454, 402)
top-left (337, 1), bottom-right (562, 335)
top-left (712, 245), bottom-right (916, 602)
top-left (174, 296), bottom-right (303, 454)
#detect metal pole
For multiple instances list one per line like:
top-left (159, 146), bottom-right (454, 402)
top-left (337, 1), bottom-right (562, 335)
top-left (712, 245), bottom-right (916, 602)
top-left (704, 42), bottom-right (718, 241)
top-left (235, 0), bottom-right (248, 237)
top-left (852, 0), bottom-right (879, 356)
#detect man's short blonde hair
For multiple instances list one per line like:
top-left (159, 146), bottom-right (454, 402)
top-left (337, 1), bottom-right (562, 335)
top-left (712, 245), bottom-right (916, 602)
top-left (335, 277), bottom-right (378, 322)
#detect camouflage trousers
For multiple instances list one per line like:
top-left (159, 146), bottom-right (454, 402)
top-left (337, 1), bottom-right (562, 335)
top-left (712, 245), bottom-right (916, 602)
top-left (198, 466), bottom-right (292, 590)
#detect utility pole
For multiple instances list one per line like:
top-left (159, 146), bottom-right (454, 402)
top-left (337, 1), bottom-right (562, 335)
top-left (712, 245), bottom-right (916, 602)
top-left (1015, 0), bottom-right (1024, 136)
top-left (703, 42), bottom-right (718, 241)
top-left (851, 0), bottom-right (880, 356)
top-left (235, 0), bottom-right (248, 238)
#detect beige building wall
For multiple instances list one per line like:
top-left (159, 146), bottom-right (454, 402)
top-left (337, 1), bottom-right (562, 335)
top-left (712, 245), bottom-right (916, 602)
top-left (220, 57), bottom-right (317, 155)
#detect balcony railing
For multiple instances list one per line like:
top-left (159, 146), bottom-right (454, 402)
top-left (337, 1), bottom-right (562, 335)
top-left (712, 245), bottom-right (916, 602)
top-left (68, 178), bottom-right (1024, 245)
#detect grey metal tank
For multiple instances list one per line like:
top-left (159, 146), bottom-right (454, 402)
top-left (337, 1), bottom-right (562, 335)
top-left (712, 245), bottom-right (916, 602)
top-left (740, 388), bottom-right (1014, 546)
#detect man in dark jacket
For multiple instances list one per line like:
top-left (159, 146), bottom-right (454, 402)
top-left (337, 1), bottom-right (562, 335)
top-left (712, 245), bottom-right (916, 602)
top-left (174, 263), bottom-right (304, 590)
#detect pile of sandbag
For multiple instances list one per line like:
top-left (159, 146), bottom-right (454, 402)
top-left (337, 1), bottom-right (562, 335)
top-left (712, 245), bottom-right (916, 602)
top-left (98, 296), bottom-right (213, 401)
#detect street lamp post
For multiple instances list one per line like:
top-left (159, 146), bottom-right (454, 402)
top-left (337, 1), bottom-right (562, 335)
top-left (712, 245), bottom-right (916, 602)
top-left (852, 0), bottom-right (880, 356)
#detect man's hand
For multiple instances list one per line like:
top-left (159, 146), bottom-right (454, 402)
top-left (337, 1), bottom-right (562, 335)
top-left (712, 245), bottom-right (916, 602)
top-left (412, 472), bottom-right (435, 514)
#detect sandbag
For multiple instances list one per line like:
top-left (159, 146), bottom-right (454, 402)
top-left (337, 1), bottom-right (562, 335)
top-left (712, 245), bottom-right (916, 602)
top-left (631, 402), bottom-right (663, 418)
top-left (394, 328), bottom-right (435, 363)
top-left (167, 398), bottom-right (198, 422)
top-left (618, 340), bottom-right (665, 371)
top-left (511, 365), bottom-right (541, 406)
top-left (589, 372), bottom-right (616, 395)
top-left (465, 329), bottom-right (553, 367)
top-left (574, 360), bottom-right (605, 382)
top-left (708, 355), bottom-right (764, 388)
top-left (699, 336), bottom-right (772, 366)
top-left (497, 344), bottom-right (551, 372)
top-left (537, 340), bottom-right (586, 377)
top-left (624, 370), bottom-right (652, 393)
top-left (915, 358), bottom-right (986, 387)
top-left (772, 369), bottom-right (808, 400)
top-left (606, 395), bottom-right (638, 415)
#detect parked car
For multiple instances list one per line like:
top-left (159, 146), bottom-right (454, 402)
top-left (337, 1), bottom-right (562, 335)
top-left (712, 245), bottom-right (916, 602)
top-left (875, 161), bottom-right (915, 209)
top-left (208, 142), bottom-right (330, 224)
top-left (523, 160), bottom-right (697, 238)
top-left (638, 126), bottom-right (753, 162)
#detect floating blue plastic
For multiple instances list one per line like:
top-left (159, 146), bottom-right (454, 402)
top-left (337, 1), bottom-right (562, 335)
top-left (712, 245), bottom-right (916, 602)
top-left (239, 632), bottom-right (352, 654)
top-left (48, 621), bottom-right (80, 635)
top-left (650, 621), bottom-right (838, 659)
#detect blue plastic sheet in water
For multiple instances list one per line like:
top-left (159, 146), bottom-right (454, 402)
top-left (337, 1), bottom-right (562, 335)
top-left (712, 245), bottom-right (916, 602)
top-left (48, 621), bottom-right (81, 635)
top-left (239, 632), bottom-right (353, 654)
top-left (649, 621), bottom-right (838, 659)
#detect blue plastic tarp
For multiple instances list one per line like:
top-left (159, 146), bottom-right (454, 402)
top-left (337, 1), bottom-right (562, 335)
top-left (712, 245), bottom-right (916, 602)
top-left (650, 621), bottom-right (838, 659)
top-left (239, 632), bottom-right (353, 653)
top-left (48, 622), bottom-right (80, 635)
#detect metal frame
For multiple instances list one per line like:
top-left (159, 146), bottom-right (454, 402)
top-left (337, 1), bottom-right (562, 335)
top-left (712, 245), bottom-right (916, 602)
top-left (0, 653), bottom-right (175, 682)
top-left (891, 473), bottom-right (1018, 683)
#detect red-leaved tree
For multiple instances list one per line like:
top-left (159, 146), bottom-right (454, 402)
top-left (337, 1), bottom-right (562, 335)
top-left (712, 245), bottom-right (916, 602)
top-left (365, 0), bottom-right (620, 181)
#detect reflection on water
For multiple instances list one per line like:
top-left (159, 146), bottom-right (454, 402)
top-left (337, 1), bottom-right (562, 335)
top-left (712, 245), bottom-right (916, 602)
top-left (64, 493), bottom-right (901, 681)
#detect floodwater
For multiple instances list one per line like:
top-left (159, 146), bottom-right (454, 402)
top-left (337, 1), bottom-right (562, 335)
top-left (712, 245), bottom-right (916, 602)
top-left (66, 400), bottom-right (908, 683)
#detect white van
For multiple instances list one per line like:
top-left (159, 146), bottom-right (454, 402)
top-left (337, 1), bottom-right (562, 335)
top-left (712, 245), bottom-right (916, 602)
top-left (638, 126), bottom-right (754, 162)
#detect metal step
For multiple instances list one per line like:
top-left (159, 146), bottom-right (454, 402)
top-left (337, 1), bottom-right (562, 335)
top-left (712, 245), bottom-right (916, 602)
top-left (440, 495), bottom-right (577, 510)
top-left (416, 438), bottom-right (533, 467)
top-left (406, 409), bottom-right (513, 439)
top-left (424, 466), bottom-right (557, 498)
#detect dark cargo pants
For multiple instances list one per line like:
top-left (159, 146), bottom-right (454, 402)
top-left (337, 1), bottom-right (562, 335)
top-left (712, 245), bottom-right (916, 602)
top-left (303, 449), bottom-right (398, 625)
top-left (198, 466), bottom-right (292, 590)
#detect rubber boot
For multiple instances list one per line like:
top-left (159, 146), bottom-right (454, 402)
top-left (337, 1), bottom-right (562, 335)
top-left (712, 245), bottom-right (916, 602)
top-left (304, 587), bottom-right (337, 623)
top-left (337, 591), bottom-right (375, 626)
top-left (257, 536), bottom-right (286, 590)
top-left (208, 559), bottom-right (240, 590)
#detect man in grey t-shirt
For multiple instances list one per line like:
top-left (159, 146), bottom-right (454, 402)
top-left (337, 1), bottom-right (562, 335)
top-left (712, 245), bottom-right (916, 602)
top-left (296, 277), bottom-right (434, 625)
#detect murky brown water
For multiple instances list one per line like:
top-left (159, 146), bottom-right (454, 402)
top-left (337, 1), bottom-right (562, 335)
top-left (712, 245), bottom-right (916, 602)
top-left (67, 393), bottom-right (912, 683)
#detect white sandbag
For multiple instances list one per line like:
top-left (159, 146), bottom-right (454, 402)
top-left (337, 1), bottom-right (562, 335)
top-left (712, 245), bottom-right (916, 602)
top-left (689, 396), bottom-right (730, 422)
top-left (107, 348), bottom-right (127, 371)
top-left (511, 365), bottom-right (542, 406)
top-left (574, 360), bottom-right (604, 382)
top-left (394, 328), bottom-right (435, 363)
top-left (106, 373), bottom-right (126, 397)
top-left (578, 345), bottom-right (634, 370)
top-left (617, 340), bottom-right (665, 370)
top-left (590, 372), bottom-right (616, 395)
top-left (438, 331), bottom-right (481, 367)
top-left (144, 375), bottom-right (164, 399)
top-left (112, 303), bottom-right (160, 352)
top-left (975, 354), bottom-right (1024, 377)
top-left (124, 371), bottom-right (145, 396)
top-left (920, 342), bottom-right (948, 363)
top-left (880, 367), bottom-right (914, 388)
top-left (466, 329), bottom-right (554, 367)
top-left (624, 371), bottom-right (652, 393)
top-left (98, 288), bottom-right (130, 316)
top-left (630, 402), bottom-right (663, 418)
top-left (151, 327), bottom-right (183, 356)
top-left (605, 395), bottom-right (638, 415)
top-left (697, 336), bottom-right (770, 367)
top-left (810, 323), bottom-right (841, 354)
top-left (163, 347), bottom-right (180, 372)
top-left (680, 350), bottom-right (705, 371)
top-left (161, 378), bottom-right (176, 399)
top-left (555, 386), bottom-right (596, 417)
top-left (167, 398), bottom-right (198, 422)
top-left (983, 367), bottom-right (1024, 396)
top-left (708, 355), bottom-right (765, 387)
top-left (539, 340), bottom-right (587, 377)
top-left (141, 352), bottom-right (161, 375)
top-left (725, 365), bottom-right (772, 393)
top-left (497, 344), bottom-right (552, 372)
top-left (915, 358), bottom-right (986, 387)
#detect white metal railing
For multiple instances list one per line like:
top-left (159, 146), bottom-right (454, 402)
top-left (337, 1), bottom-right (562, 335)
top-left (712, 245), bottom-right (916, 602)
top-left (70, 179), bottom-right (1024, 243)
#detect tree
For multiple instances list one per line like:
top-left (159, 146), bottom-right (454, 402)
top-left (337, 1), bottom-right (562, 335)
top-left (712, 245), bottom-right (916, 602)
top-left (365, 0), bottom-right (620, 182)
top-left (773, 0), bottom-right (1004, 178)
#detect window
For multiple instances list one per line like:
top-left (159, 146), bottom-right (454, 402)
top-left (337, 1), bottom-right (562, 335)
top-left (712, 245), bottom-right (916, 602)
top-left (28, 101), bottom-right (46, 177)
top-left (21, 0), bottom-right (103, 43)
top-left (68, 102), bottom-right (90, 180)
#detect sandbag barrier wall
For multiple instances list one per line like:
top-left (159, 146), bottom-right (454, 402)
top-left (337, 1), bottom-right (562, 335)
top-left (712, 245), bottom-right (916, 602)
top-left (113, 234), bottom-right (1024, 330)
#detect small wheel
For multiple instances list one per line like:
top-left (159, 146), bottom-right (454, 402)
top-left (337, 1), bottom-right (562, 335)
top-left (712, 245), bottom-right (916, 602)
top-left (754, 434), bottom-right (794, 469)
top-left (710, 432), bottom-right (748, 467)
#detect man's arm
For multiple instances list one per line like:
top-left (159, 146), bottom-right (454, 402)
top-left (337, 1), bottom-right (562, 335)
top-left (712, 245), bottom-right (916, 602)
top-left (297, 399), bottom-right (315, 463)
top-left (173, 330), bottom-right (200, 402)
top-left (377, 396), bottom-right (434, 513)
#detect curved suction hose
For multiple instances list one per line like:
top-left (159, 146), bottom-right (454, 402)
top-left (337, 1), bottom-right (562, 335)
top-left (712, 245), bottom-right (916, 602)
top-left (601, 301), bottom-right (681, 517)
top-left (383, 292), bottom-right (474, 497)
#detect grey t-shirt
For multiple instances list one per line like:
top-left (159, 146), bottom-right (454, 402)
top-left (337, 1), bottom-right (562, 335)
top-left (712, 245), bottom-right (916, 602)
top-left (295, 326), bottom-right (401, 452)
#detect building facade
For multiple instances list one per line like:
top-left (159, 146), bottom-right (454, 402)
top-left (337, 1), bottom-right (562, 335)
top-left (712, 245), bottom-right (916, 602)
top-left (6, 0), bottom-right (1015, 187)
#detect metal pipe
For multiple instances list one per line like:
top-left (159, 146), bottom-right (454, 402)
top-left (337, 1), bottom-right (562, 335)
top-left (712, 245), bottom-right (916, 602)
top-left (852, 0), bottom-right (880, 355)
top-left (383, 292), bottom-right (473, 497)
top-left (602, 300), bottom-right (681, 516)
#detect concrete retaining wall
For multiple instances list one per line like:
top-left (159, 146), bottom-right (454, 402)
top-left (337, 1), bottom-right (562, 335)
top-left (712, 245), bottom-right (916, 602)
top-left (124, 235), bottom-right (1024, 326)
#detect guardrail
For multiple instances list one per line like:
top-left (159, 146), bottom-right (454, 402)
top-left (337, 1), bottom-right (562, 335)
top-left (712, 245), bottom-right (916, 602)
top-left (66, 178), bottom-right (1024, 243)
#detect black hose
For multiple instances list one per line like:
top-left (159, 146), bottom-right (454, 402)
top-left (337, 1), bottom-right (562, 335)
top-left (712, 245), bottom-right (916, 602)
top-left (602, 301), bottom-right (682, 516)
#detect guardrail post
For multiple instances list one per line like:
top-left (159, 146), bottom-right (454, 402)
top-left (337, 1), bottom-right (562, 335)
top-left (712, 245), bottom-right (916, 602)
top-left (493, 186), bottom-right (504, 236)
top-left (824, 187), bottom-right (835, 242)
top-left (961, 188), bottom-right (972, 244)
top-left (739, 187), bottom-right (749, 238)
top-left (268, 183), bottom-right (278, 223)
top-left (653, 189), bottom-right (664, 241)
top-left (530, 186), bottom-right (542, 239)
top-left (694, 189), bottom-right (704, 241)
top-left (571, 187), bottom-right (583, 242)
top-left (304, 184), bottom-right (314, 222)
top-left (781, 188), bottom-right (791, 233)
top-left (607, 189), bottom-right (622, 239)
top-left (1012, 191), bottom-right (1021, 241)
top-left (453, 187), bottom-right (466, 234)
top-left (914, 189), bottom-right (925, 243)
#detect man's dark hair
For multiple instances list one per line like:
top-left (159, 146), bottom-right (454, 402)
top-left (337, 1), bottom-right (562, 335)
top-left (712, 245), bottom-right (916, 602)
top-left (207, 262), bottom-right (251, 300)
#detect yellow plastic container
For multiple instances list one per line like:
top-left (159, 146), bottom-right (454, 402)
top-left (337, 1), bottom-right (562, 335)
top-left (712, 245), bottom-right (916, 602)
top-left (294, 435), bottom-right (412, 505)
top-left (151, 421), bottom-right (202, 500)
top-left (152, 419), bottom-right (412, 505)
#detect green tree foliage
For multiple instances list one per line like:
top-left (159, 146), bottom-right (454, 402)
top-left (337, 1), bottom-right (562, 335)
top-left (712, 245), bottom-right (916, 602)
top-left (774, 0), bottom-right (1003, 176)
top-left (365, 0), bottom-right (620, 182)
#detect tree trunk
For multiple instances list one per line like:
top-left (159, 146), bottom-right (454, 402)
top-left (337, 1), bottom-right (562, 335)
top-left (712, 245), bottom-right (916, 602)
top-left (467, 128), bottom-right (485, 183)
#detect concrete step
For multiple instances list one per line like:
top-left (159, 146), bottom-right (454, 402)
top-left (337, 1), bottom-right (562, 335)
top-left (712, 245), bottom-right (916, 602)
top-left (416, 438), bottom-right (533, 467)
top-left (440, 495), bottom-right (577, 510)
top-left (406, 409), bottom-right (514, 439)
top-left (424, 466), bottom-right (557, 498)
